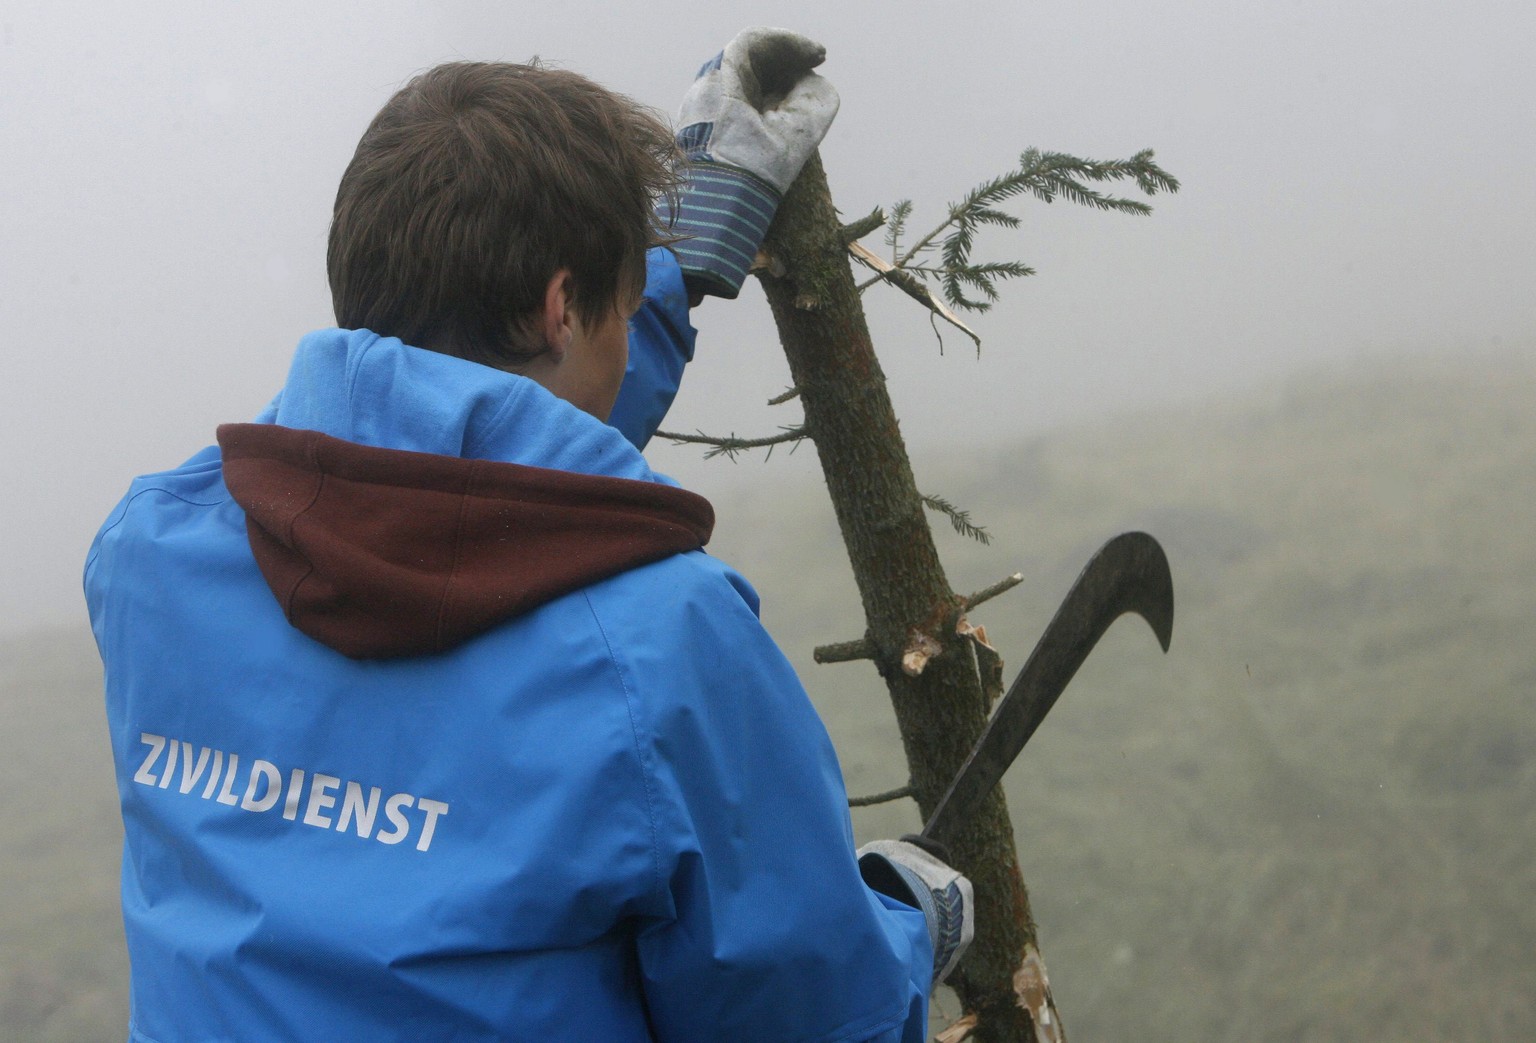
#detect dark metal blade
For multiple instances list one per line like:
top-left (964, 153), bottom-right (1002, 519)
top-left (920, 531), bottom-right (1174, 850)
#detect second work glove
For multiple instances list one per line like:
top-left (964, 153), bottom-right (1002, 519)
top-left (668, 27), bottom-right (840, 299)
top-left (857, 838), bottom-right (975, 986)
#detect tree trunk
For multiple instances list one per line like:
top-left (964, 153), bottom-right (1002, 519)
top-left (756, 152), bottom-right (1061, 1042)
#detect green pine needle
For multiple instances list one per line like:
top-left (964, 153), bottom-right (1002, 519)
top-left (884, 199), bottom-right (914, 257)
top-left (921, 494), bottom-right (992, 545)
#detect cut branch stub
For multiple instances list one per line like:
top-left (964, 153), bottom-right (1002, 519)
top-left (964, 573), bottom-right (1025, 611)
top-left (847, 783), bottom-right (915, 808)
top-left (813, 637), bottom-right (874, 664)
top-left (841, 206), bottom-right (886, 243)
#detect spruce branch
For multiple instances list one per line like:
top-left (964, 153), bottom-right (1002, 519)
top-left (861, 147), bottom-right (1180, 314)
top-left (921, 494), bottom-right (992, 545)
top-left (938, 147), bottom-right (1178, 310)
top-left (657, 426), bottom-right (808, 460)
top-left (894, 210), bottom-right (956, 270)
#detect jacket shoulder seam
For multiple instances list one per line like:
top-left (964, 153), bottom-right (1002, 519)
top-left (580, 589), bottom-right (666, 903)
top-left (85, 483), bottom-right (229, 578)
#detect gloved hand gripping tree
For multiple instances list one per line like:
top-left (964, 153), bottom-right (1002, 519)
top-left (667, 28), bottom-right (840, 301)
top-left (662, 29), bottom-right (1178, 1043)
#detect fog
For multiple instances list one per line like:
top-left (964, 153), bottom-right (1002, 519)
top-left (3, 0), bottom-right (1533, 635)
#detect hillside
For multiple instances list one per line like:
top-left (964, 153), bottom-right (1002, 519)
top-left (5, 351), bottom-right (1533, 1040)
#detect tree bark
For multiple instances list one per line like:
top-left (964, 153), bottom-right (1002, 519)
top-left (757, 152), bottom-right (1061, 1042)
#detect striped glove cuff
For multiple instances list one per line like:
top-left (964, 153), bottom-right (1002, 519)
top-left (664, 160), bottom-right (781, 300)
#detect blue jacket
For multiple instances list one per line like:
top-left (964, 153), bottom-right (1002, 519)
top-left (86, 251), bottom-right (934, 1041)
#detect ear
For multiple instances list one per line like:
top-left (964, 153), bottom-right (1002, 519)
top-left (538, 269), bottom-right (578, 360)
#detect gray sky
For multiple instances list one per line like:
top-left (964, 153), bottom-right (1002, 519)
top-left (3, 0), bottom-right (1533, 634)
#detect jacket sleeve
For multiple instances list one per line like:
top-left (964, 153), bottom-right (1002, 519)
top-left (604, 561), bottom-right (934, 1042)
top-left (608, 248), bottom-right (697, 451)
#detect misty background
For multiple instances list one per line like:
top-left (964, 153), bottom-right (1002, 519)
top-left (4, 0), bottom-right (1535, 1039)
top-left (5, 0), bottom-right (1532, 633)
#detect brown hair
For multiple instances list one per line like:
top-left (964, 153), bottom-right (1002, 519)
top-left (327, 61), bottom-right (679, 368)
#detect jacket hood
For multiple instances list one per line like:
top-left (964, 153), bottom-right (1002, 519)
top-left (219, 423), bottom-right (713, 659)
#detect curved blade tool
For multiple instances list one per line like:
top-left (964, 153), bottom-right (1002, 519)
top-left (920, 531), bottom-right (1174, 850)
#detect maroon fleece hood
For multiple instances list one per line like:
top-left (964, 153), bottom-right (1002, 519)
top-left (217, 424), bottom-right (714, 660)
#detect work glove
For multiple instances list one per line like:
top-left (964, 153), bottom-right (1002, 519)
top-left (857, 838), bottom-right (975, 986)
top-left (668, 27), bottom-right (840, 299)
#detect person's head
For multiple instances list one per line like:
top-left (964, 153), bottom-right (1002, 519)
top-left (327, 61), bottom-right (678, 416)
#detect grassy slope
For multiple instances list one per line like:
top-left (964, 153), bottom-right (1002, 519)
top-left (0, 627), bottom-right (126, 1042)
top-left (720, 351), bottom-right (1536, 1040)
top-left (5, 352), bottom-right (1532, 1040)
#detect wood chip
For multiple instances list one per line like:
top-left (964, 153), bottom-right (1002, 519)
top-left (935, 1013), bottom-right (978, 1043)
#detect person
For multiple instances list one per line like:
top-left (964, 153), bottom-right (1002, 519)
top-left (85, 29), bottom-right (972, 1042)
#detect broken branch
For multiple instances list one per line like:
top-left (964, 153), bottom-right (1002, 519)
top-left (656, 426), bottom-right (808, 460)
top-left (847, 240), bottom-right (981, 350)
